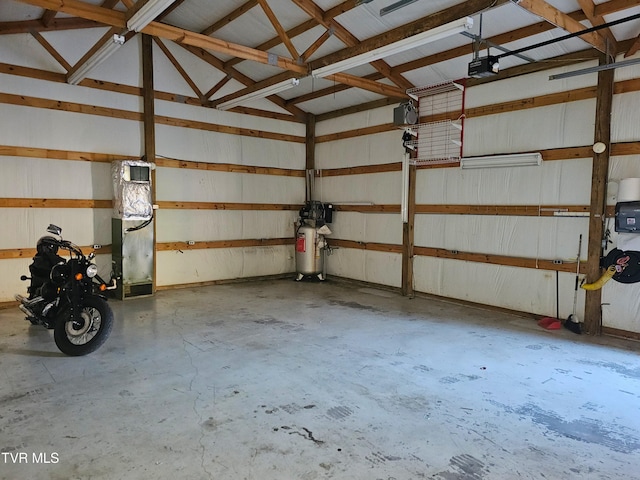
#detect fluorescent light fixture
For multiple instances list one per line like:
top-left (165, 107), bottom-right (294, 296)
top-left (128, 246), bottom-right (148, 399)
top-left (380, 0), bottom-right (419, 16)
top-left (67, 34), bottom-right (125, 85)
top-left (549, 57), bottom-right (640, 80)
top-left (216, 78), bottom-right (300, 111)
top-left (312, 17), bottom-right (473, 78)
top-left (127, 0), bottom-right (175, 33)
top-left (460, 152), bottom-right (542, 169)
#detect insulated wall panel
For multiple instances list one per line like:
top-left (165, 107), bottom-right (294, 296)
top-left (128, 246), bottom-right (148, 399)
top-left (328, 212), bottom-right (403, 245)
top-left (326, 248), bottom-right (401, 289)
top-left (157, 245), bottom-right (294, 286)
top-left (316, 105), bottom-right (404, 289)
top-left (463, 101), bottom-right (596, 157)
top-left (156, 210), bottom-right (297, 243)
top-left (413, 256), bottom-right (584, 319)
top-left (416, 158), bottom-right (592, 205)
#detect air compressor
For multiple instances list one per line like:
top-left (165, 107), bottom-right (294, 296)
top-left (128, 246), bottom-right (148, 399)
top-left (295, 201), bottom-right (333, 281)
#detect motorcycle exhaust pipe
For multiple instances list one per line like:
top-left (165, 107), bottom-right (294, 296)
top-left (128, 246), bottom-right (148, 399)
top-left (18, 304), bottom-right (35, 318)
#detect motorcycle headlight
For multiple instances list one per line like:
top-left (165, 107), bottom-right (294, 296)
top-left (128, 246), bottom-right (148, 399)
top-left (86, 264), bottom-right (98, 278)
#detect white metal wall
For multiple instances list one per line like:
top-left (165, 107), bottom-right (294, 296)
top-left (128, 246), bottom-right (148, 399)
top-left (316, 59), bottom-right (640, 334)
top-left (0, 33), bottom-right (305, 301)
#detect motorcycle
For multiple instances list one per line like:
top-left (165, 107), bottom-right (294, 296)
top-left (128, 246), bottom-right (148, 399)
top-left (15, 224), bottom-right (117, 356)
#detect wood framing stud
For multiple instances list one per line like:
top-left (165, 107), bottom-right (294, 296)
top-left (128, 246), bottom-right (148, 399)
top-left (584, 54), bottom-right (614, 336)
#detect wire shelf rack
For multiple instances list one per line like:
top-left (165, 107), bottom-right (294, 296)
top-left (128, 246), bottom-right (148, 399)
top-left (405, 80), bottom-right (465, 165)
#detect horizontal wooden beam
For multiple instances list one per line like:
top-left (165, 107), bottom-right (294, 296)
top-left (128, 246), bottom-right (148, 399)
top-left (0, 144), bottom-right (135, 163)
top-left (0, 245), bottom-right (112, 260)
top-left (0, 17), bottom-right (102, 35)
top-left (154, 157), bottom-right (305, 177)
top-left (0, 92), bottom-right (305, 143)
top-left (0, 198), bottom-right (112, 208)
top-left (333, 204), bottom-right (400, 213)
top-left (329, 238), bottom-right (585, 273)
top-left (315, 162), bottom-right (401, 177)
top-left (329, 239), bottom-right (403, 254)
top-left (157, 238), bottom-right (294, 251)
top-left (513, 0), bottom-right (608, 53)
top-left (0, 61), bottom-right (305, 123)
top-left (155, 115), bottom-right (305, 143)
top-left (155, 201), bottom-right (302, 211)
top-left (0, 145), bottom-right (309, 177)
top-left (413, 246), bottom-right (586, 274)
top-left (316, 124), bottom-right (396, 143)
top-left (14, 0), bottom-right (308, 75)
top-left (416, 205), bottom-right (590, 216)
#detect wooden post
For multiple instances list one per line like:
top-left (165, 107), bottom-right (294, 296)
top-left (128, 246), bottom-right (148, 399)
top-left (584, 54), bottom-right (614, 335)
top-left (142, 33), bottom-right (157, 293)
top-left (306, 114), bottom-right (315, 201)
top-left (402, 162), bottom-right (416, 297)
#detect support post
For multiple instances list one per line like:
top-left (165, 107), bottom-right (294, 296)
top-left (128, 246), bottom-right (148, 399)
top-left (142, 33), bottom-right (157, 293)
top-left (584, 54), bottom-right (614, 335)
top-left (306, 114), bottom-right (316, 202)
top-left (401, 161), bottom-right (416, 297)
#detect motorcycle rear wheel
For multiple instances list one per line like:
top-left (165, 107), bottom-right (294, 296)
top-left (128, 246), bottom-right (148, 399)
top-left (54, 296), bottom-right (113, 356)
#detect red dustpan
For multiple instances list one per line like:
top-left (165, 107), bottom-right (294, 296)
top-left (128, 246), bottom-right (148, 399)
top-left (538, 317), bottom-right (562, 330)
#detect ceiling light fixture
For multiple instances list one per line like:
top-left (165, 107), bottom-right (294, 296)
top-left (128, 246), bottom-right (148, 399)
top-left (380, 0), bottom-right (419, 16)
top-left (312, 17), bottom-right (473, 78)
top-left (216, 78), bottom-right (300, 111)
top-left (549, 57), bottom-right (640, 80)
top-left (67, 33), bottom-right (125, 85)
top-left (127, 0), bottom-right (175, 33)
top-left (460, 152), bottom-right (542, 169)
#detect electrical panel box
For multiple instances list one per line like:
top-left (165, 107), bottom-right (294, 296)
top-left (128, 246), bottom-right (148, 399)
top-left (615, 201), bottom-right (640, 233)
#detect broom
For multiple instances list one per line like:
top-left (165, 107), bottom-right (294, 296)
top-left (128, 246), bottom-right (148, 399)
top-left (564, 235), bottom-right (582, 334)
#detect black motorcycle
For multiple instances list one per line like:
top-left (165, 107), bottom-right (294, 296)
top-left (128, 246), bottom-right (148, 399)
top-left (15, 224), bottom-right (116, 356)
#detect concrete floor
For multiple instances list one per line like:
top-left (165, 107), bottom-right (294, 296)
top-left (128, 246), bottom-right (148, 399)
top-left (1, 278), bottom-right (639, 480)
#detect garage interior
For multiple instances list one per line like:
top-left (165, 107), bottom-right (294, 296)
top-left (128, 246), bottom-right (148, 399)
top-left (1, 0), bottom-right (640, 478)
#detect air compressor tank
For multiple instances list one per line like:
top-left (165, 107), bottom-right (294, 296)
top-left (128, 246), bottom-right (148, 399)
top-left (295, 224), bottom-right (326, 281)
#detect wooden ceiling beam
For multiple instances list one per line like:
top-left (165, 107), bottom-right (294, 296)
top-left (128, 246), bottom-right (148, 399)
top-left (154, 37), bottom-right (204, 100)
top-left (576, 0), bottom-right (618, 54)
top-left (309, 0), bottom-right (504, 70)
top-left (210, 70), bottom-right (299, 107)
top-left (285, 0), bottom-right (631, 108)
top-left (222, 0), bottom-right (357, 70)
top-left (180, 45), bottom-right (308, 120)
top-left (31, 30), bottom-right (71, 71)
top-left (513, 0), bottom-right (608, 53)
top-left (300, 28), bottom-right (332, 63)
top-left (201, 0), bottom-right (258, 37)
top-left (224, 19), bottom-right (317, 69)
top-left (288, 72), bottom-right (384, 105)
top-left (14, 0), bottom-right (308, 75)
top-left (0, 17), bottom-right (102, 35)
top-left (291, 0), bottom-right (413, 91)
top-left (40, 9), bottom-right (57, 27)
top-left (146, 21), bottom-right (307, 74)
top-left (327, 73), bottom-right (408, 99)
top-left (14, 0), bottom-right (125, 26)
top-left (257, 0), bottom-right (300, 60)
top-left (594, 0), bottom-right (640, 17)
top-left (625, 35), bottom-right (640, 58)
top-left (204, 75), bottom-right (232, 100)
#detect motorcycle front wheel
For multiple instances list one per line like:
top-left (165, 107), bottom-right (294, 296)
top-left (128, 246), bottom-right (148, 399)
top-left (54, 296), bottom-right (114, 356)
